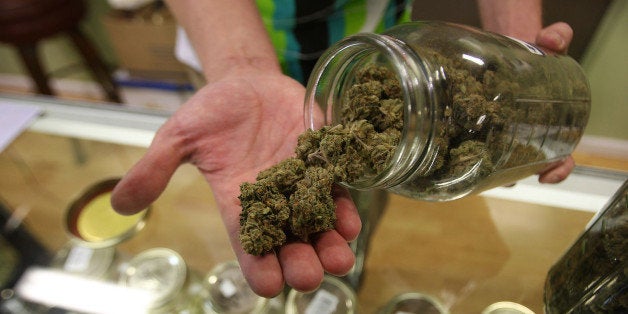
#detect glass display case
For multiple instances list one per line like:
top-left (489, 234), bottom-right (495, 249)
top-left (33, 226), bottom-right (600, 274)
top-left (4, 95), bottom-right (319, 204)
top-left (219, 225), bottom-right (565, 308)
top-left (0, 94), bottom-right (626, 313)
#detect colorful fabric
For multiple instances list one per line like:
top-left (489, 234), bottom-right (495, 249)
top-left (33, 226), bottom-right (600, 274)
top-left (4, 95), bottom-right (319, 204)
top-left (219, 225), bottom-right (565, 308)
top-left (256, 0), bottom-right (411, 83)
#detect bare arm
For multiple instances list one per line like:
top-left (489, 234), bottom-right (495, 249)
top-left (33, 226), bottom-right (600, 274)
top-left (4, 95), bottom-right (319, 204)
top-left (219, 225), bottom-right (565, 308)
top-left (476, 0), bottom-right (542, 42)
top-left (165, 0), bottom-right (281, 82)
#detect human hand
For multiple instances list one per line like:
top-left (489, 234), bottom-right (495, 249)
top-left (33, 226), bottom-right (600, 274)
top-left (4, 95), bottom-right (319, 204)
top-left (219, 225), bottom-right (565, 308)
top-left (534, 22), bottom-right (577, 183)
top-left (110, 70), bottom-right (361, 297)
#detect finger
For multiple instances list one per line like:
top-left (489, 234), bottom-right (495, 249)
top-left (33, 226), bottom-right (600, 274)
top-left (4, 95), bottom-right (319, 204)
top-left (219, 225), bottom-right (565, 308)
top-left (332, 186), bottom-right (361, 242)
top-left (111, 128), bottom-right (186, 215)
top-left (536, 22), bottom-right (573, 54)
top-left (314, 230), bottom-right (355, 276)
top-left (539, 156), bottom-right (575, 184)
top-left (210, 186), bottom-right (287, 298)
top-left (223, 206), bottom-right (286, 298)
top-left (235, 251), bottom-right (285, 298)
top-left (278, 242), bottom-right (324, 292)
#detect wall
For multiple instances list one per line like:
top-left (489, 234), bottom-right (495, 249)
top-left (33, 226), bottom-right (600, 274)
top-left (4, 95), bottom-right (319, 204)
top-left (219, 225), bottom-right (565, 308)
top-left (580, 0), bottom-right (628, 140)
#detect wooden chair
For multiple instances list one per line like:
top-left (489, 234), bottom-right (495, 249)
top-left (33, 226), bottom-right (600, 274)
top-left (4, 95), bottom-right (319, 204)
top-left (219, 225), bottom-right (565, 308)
top-left (0, 0), bottom-right (121, 102)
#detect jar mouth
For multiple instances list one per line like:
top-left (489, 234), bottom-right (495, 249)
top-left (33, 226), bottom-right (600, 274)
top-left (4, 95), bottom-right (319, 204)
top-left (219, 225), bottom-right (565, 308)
top-left (304, 32), bottom-right (434, 189)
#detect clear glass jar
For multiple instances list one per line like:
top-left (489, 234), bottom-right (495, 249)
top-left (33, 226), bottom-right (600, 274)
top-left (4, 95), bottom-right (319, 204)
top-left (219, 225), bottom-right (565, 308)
top-left (200, 261), bottom-right (274, 314)
top-left (378, 292), bottom-right (448, 314)
top-left (50, 243), bottom-right (118, 280)
top-left (304, 21), bottom-right (590, 201)
top-left (285, 275), bottom-right (357, 314)
top-left (119, 248), bottom-right (204, 313)
top-left (481, 301), bottom-right (535, 314)
top-left (544, 180), bottom-right (628, 313)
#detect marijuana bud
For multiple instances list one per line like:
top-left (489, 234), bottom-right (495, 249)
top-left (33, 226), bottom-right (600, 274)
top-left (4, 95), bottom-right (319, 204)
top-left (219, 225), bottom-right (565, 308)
top-left (238, 64), bottom-right (405, 256)
top-left (256, 157), bottom-right (306, 192)
top-left (446, 140), bottom-right (493, 178)
top-left (238, 181), bottom-right (291, 255)
top-left (239, 202), bottom-right (288, 256)
top-left (288, 167), bottom-right (336, 242)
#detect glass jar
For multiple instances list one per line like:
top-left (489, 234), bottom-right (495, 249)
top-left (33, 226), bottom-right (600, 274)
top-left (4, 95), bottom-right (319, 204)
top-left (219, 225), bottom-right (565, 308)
top-left (200, 261), bottom-right (275, 314)
top-left (378, 292), bottom-right (448, 314)
top-left (65, 178), bottom-right (150, 248)
top-left (285, 275), bottom-right (357, 314)
top-left (544, 180), bottom-right (627, 313)
top-left (51, 178), bottom-right (149, 282)
top-left (119, 248), bottom-right (204, 313)
top-left (304, 21), bottom-right (590, 201)
top-left (481, 301), bottom-right (535, 314)
top-left (50, 243), bottom-right (118, 280)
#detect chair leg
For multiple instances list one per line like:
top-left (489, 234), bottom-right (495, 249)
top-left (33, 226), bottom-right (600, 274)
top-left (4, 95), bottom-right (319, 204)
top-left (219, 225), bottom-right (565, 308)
top-left (16, 44), bottom-right (54, 96)
top-left (67, 26), bottom-right (122, 103)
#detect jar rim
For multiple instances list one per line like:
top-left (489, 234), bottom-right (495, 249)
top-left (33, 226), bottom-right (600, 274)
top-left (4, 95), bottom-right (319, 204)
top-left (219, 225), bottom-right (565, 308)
top-left (304, 31), bottom-right (434, 189)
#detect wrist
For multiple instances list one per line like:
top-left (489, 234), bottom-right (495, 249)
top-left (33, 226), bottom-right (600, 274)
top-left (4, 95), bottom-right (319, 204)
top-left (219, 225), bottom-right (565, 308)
top-left (203, 55), bottom-right (282, 83)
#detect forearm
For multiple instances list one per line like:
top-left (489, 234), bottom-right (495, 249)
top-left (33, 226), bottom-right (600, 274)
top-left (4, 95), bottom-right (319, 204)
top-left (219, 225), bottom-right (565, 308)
top-left (165, 0), bottom-right (281, 82)
top-left (476, 0), bottom-right (542, 42)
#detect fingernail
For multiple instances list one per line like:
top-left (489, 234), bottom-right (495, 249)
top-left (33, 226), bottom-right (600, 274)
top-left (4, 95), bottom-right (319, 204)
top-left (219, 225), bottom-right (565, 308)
top-left (549, 31), bottom-right (565, 50)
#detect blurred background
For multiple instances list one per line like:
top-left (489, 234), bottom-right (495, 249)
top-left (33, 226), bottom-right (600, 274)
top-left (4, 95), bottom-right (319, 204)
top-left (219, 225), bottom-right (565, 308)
top-left (0, 0), bottom-right (626, 150)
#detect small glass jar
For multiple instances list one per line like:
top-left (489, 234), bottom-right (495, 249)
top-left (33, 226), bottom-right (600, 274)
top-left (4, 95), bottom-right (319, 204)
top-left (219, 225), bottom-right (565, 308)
top-left (200, 261), bottom-right (273, 314)
top-left (52, 178), bottom-right (149, 282)
top-left (305, 21), bottom-right (590, 201)
top-left (378, 292), bottom-right (448, 314)
top-left (543, 180), bottom-right (628, 313)
top-left (119, 248), bottom-right (204, 313)
top-left (481, 301), bottom-right (535, 314)
top-left (65, 178), bottom-right (149, 248)
top-left (285, 275), bottom-right (357, 314)
top-left (50, 243), bottom-right (118, 280)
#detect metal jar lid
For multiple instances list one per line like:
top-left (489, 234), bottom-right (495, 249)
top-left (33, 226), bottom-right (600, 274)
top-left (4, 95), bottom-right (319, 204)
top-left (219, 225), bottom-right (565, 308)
top-left (286, 275), bottom-right (357, 314)
top-left (378, 292), bottom-right (449, 314)
top-left (481, 301), bottom-right (535, 314)
top-left (65, 178), bottom-right (149, 248)
top-left (119, 248), bottom-right (187, 308)
top-left (202, 260), bottom-right (268, 314)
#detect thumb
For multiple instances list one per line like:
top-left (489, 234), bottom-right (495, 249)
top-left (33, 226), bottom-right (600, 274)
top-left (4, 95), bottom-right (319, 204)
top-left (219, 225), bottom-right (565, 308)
top-left (111, 136), bottom-right (185, 215)
top-left (536, 22), bottom-right (573, 54)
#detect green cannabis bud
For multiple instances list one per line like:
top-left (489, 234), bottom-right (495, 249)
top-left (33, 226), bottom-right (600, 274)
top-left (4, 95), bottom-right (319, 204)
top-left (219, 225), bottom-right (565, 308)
top-left (289, 167), bottom-right (336, 242)
top-left (239, 65), bottom-right (404, 256)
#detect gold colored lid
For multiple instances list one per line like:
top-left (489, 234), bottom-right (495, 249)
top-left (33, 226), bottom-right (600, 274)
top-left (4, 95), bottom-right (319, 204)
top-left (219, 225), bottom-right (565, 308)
top-left (65, 178), bottom-right (149, 248)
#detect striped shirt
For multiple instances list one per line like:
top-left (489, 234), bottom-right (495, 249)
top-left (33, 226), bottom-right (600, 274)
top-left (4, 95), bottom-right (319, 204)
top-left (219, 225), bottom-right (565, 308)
top-left (258, 0), bottom-right (411, 82)
top-left (175, 0), bottom-right (411, 83)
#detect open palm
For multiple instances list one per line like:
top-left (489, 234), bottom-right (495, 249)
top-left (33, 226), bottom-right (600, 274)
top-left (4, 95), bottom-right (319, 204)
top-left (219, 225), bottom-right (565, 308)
top-left (111, 71), bottom-right (361, 297)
